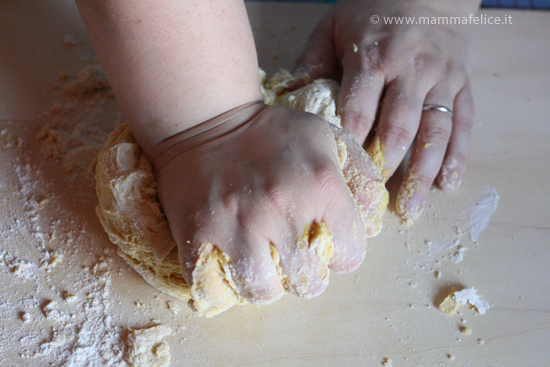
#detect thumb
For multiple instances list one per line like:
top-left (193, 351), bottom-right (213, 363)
top-left (329, 124), bottom-right (388, 238)
top-left (291, 11), bottom-right (339, 90)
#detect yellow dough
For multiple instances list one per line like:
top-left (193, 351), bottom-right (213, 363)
top-left (95, 70), bottom-right (387, 317)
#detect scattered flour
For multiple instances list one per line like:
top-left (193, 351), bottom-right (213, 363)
top-left (37, 64), bottom-right (122, 186)
top-left (405, 238), bottom-right (459, 273)
top-left (0, 64), bottom-right (173, 366)
top-left (450, 245), bottom-right (468, 264)
top-left (0, 250), bottom-right (36, 278)
top-left (468, 186), bottom-right (499, 242)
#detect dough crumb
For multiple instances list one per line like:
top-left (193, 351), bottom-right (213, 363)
top-left (460, 326), bottom-right (472, 335)
top-left (125, 325), bottom-right (172, 367)
top-left (21, 312), bottom-right (31, 323)
top-left (64, 65), bottom-right (110, 96)
top-left (453, 226), bottom-right (463, 237)
top-left (439, 287), bottom-right (491, 315)
top-left (450, 245), bottom-right (468, 263)
top-left (63, 292), bottom-right (78, 303)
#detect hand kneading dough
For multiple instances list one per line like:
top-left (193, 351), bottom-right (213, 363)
top-left (95, 70), bottom-right (388, 317)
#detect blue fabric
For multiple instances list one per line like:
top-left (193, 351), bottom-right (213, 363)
top-left (482, 0), bottom-right (549, 8)
top-left (247, 0), bottom-right (550, 9)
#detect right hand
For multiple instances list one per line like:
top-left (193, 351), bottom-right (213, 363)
top-left (153, 102), bottom-right (384, 311)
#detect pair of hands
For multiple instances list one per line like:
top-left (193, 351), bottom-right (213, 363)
top-left (154, 0), bottom-right (477, 306)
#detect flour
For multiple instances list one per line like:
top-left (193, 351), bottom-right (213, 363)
top-left (439, 287), bottom-right (491, 315)
top-left (22, 267), bottom-right (127, 366)
top-left (405, 238), bottom-right (459, 273)
top-left (405, 186), bottom-right (499, 273)
top-left (0, 250), bottom-right (36, 278)
top-left (37, 64), bottom-right (122, 186)
top-left (1, 231), bottom-right (172, 366)
top-left (468, 186), bottom-right (499, 242)
top-left (450, 245), bottom-right (468, 264)
top-left (0, 64), bottom-right (173, 366)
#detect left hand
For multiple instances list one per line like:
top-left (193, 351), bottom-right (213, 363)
top-left (293, 0), bottom-right (478, 223)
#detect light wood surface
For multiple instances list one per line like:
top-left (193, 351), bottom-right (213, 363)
top-left (1, 1), bottom-right (549, 366)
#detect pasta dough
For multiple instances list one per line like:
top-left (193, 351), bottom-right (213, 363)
top-left (95, 70), bottom-right (388, 317)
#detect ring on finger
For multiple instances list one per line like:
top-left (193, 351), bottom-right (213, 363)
top-left (422, 104), bottom-right (453, 118)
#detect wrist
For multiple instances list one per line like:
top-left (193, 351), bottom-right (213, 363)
top-left (149, 101), bottom-right (268, 173)
top-left (126, 77), bottom-right (264, 158)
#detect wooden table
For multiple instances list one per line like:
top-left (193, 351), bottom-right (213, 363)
top-left (1, 1), bottom-right (549, 366)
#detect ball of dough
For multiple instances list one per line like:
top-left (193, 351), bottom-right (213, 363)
top-left (95, 70), bottom-right (387, 317)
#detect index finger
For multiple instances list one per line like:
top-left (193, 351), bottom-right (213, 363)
top-left (365, 78), bottom-right (425, 181)
top-left (337, 46), bottom-right (385, 144)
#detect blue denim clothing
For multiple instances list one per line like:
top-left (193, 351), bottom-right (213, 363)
top-left (248, 0), bottom-right (550, 9)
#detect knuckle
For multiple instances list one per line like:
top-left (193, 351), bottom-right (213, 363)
top-left (262, 180), bottom-right (290, 215)
top-left (361, 44), bottom-right (385, 69)
top-left (371, 51), bottom-right (392, 72)
top-left (311, 162), bottom-right (342, 198)
top-left (383, 124), bottom-right (416, 151)
top-left (220, 191), bottom-right (239, 213)
top-left (412, 52), bottom-right (438, 73)
top-left (423, 124), bottom-right (452, 147)
top-left (342, 109), bottom-right (375, 135)
top-left (446, 61), bottom-right (468, 83)
top-left (413, 171), bottom-right (436, 189)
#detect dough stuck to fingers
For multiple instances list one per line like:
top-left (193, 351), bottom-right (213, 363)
top-left (272, 222), bottom-right (335, 298)
top-left (188, 243), bottom-right (244, 317)
top-left (95, 69), bottom-right (387, 317)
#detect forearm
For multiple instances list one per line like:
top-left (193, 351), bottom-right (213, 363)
top-left (75, 0), bottom-right (263, 155)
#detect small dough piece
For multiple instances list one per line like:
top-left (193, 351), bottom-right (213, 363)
top-left (439, 287), bottom-right (491, 315)
top-left (95, 70), bottom-right (387, 317)
top-left (125, 325), bottom-right (172, 367)
top-left (261, 69), bottom-right (341, 126)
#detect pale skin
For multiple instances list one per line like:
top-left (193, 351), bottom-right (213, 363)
top-left (294, 0), bottom-right (481, 222)
top-left (75, 0), bottom-right (479, 302)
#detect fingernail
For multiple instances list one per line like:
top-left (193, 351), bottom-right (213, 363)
top-left (396, 176), bottom-right (425, 225)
